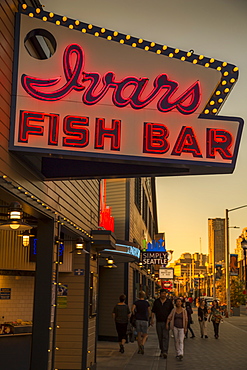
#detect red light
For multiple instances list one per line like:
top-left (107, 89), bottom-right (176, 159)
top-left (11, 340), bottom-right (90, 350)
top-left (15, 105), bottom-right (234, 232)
top-left (21, 44), bottom-right (201, 115)
top-left (171, 126), bottom-right (202, 157)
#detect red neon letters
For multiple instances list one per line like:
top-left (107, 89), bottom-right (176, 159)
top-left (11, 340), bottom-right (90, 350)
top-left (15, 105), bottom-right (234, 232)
top-left (18, 111), bottom-right (234, 161)
top-left (21, 44), bottom-right (201, 115)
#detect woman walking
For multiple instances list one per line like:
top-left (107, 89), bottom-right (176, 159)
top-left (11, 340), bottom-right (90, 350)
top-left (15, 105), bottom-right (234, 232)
top-left (166, 298), bottom-right (188, 361)
top-left (209, 300), bottom-right (223, 339)
top-left (112, 294), bottom-right (131, 353)
top-left (185, 301), bottom-right (195, 338)
top-left (198, 299), bottom-right (208, 338)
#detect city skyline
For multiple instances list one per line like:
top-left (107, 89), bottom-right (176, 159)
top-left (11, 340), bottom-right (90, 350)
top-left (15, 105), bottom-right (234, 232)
top-left (42, 0), bottom-right (247, 261)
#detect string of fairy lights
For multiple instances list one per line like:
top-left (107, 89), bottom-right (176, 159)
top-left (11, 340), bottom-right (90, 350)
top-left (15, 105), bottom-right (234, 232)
top-left (20, 3), bottom-right (239, 116)
top-left (0, 174), bottom-right (93, 239)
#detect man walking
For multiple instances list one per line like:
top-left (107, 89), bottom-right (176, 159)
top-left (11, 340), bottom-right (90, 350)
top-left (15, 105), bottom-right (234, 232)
top-left (151, 289), bottom-right (174, 358)
top-left (132, 291), bottom-right (151, 355)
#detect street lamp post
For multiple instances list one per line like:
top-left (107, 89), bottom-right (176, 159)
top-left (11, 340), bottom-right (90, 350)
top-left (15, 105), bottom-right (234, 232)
top-left (225, 205), bottom-right (247, 315)
top-left (241, 239), bottom-right (247, 290)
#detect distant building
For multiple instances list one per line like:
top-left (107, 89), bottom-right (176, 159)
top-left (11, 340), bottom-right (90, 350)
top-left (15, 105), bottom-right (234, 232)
top-left (208, 218), bottom-right (225, 266)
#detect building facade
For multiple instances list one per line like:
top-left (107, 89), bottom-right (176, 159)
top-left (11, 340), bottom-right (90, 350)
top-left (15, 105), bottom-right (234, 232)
top-left (98, 177), bottom-right (158, 340)
top-left (208, 218), bottom-right (225, 265)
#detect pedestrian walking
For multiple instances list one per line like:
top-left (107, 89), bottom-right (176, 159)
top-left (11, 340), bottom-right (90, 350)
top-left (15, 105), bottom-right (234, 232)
top-left (132, 290), bottom-right (151, 355)
top-left (185, 301), bottom-right (195, 338)
top-left (209, 299), bottom-right (223, 339)
top-left (151, 289), bottom-right (174, 359)
top-left (112, 294), bottom-right (131, 353)
top-left (166, 298), bottom-right (188, 361)
top-left (198, 298), bottom-right (209, 338)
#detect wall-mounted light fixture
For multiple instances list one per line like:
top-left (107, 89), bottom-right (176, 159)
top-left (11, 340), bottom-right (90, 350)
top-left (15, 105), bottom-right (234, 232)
top-left (18, 230), bottom-right (35, 247)
top-left (103, 255), bottom-right (117, 268)
top-left (0, 202), bottom-right (33, 231)
top-left (55, 236), bottom-right (89, 255)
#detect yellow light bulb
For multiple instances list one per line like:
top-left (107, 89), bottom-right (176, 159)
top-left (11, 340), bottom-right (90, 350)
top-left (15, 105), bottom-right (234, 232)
top-left (212, 108), bottom-right (217, 113)
top-left (223, 71), bottom-right (228, 76)
top-left (230, 78), bottom-right (235, 83)
top-left (82, 28), bottom-right (86, 33)
top-left (224, 88), bottom-right (230, 93)
top-left (94, 32), bottom-right (99, 36)
top-left (215, 90), bottom-right (221, 95)
top-left (49, 13), bottom-right (54, 18)
top-left (126, 35), bottom-right (131, 40)
top-left (156, 50), bottom-right (161, 54)
top-left (204, 109), bottom-right (209, 114)
top-left (210, 58), bottom-right (215, 63)
top-left (205, 63), bottom-right (210, 67)
top-left (221, 80), bottom-right (227, 85)
top-left (75, 20), bottom-right (80, 25)
top-left (199, 55), bottom-right (204, 60)
top-left (193, 59), bottom-right (197, 64)
top-left (169, 53), bottom-right (174, 58)
top-left (88, 24), bottom-right (93, 29)
top-left (113, 31), bottom-right (118, 36)
top-left (29, 13), bottom-right (34, 17)
top-left (107, 36), bottom-right (112, 40)
top-left (120, 39), bottom-right (124, 44)
top-left (175, 48), bottom-right (179, 53)
top-left (162, 45), bottom-right (167, 50)
top-left (233, 67), bottom-right (238, 72)
top-left (150, 42), bottom-right (155, 47)
top-left (222, 62), bottom-right (227, 67)
top-left (36, 8), bottom-right (41, 13)
top-left (210, 101), bottom-right (215, 105)
top-left (181, 56), bottom-right (186, 61)
top-left (216, 66), bottom-right (222, 71)
top-left (132, 43), bottom-right (136, 47)
top-left (56, 20), bottom-right (60, 25)
top-left (62, 16), bottom-right (67, 22)
top-left (138, 39), bottom-right (143, 43)
top-left (22, 4), bottom-right (27, 9)
top-left (218, 98), bottom-right (223, 103)
top-left (101, 28), bottom-right (105, 33)
top-left (187, 52), bottom-right (192, 57)
top-left (145, 46), bottom-right (149, 51)
top-left (69, 24), bottom-right (73, 29)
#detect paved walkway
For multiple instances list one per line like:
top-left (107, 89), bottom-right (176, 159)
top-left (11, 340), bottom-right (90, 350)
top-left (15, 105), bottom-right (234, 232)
top-left (96, 313), bottom-right (247, 370)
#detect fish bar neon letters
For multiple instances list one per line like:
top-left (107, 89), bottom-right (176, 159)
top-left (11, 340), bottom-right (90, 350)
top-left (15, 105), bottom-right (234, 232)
top-left (21, 44), bottom-right (201, 115)
top-left (18, 111), bottom-right (233, 160)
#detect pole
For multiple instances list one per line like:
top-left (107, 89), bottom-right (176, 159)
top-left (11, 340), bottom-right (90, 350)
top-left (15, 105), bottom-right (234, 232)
top-left (212, 231), bottom-right (216, 299)
top-left (225, 209), bottom-right (230, 315)
top-left (244, 248), bottom-right (247, 290)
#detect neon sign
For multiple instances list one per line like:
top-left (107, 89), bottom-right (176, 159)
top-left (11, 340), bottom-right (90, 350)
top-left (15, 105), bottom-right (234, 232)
top-left (10, 11), bottom-right (244, 178)
top-left (22, 44), bottom-right (201, 115)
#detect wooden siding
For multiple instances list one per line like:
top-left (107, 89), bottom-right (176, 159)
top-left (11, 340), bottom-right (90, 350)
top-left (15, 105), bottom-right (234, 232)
top-left (106, 179), bottom-right (126, 240)
top-left (87, 250), bottom-right (98, 368)
top-left (0, 1), bottom-right (99, 234)
top-left (55, 253), bottom-right (86, 369)
top-left (129, 178), bottom-right (154, 245)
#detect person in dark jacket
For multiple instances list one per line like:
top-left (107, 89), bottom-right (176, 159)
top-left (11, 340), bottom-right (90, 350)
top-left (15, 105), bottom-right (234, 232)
top-left (198, 299), bottom-right (209, 338)
top-left (151, 289), bottom-right (174, 358)
top-left (209, 300), bottom-right (223, 339)
top-left (112, 294), bottom-right (131, 353)
top-left (185, 302), bottom-right (195, 338)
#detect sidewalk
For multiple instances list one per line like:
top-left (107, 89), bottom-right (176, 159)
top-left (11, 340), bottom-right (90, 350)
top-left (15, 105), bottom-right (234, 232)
top-left (96, 314), bottom-right (247, 370)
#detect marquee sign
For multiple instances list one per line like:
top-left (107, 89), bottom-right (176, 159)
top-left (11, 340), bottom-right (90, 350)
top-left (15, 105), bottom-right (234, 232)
top-left (9, 5), bottom-right (244, 179)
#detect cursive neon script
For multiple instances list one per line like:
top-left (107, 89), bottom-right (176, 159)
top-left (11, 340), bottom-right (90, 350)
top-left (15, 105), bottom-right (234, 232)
top-left (21, 43), bottom-right (201, 115)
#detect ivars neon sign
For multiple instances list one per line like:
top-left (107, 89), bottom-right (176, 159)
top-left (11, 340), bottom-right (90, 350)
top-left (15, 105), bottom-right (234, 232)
top-left (10, 11), bottom-right (244, 178)
top-left (22, 44), bottom-right (201, 115)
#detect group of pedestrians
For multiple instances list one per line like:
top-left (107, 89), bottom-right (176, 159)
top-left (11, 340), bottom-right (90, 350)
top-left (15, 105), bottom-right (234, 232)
top-left (112, 289), bottom-right (223, 361)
